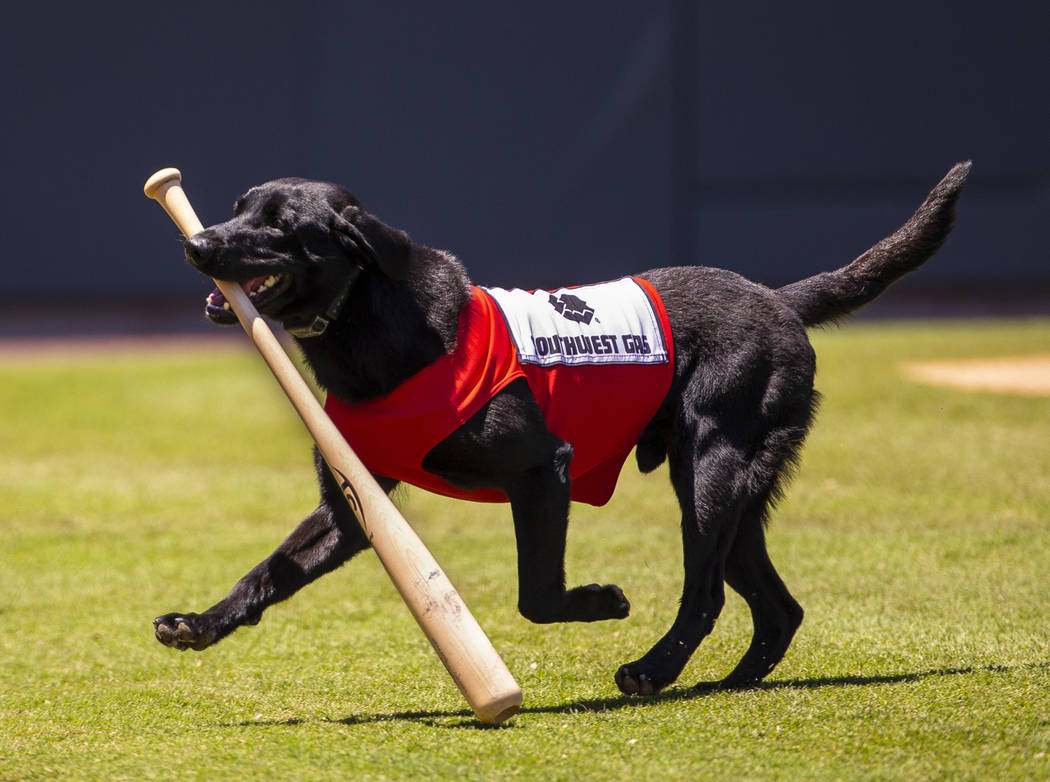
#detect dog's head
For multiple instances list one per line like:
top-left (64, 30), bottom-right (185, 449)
top-left (184, 178), bottom-right (413, 337)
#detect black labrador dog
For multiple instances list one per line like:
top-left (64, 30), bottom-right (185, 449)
top-left (154, 162), bottom-right (971, 696)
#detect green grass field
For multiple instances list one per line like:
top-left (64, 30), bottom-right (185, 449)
top-left (1, 318), bottom-right (1048, 780)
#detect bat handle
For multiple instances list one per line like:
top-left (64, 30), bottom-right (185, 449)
top-left (144, 168), bottom-right (205, 238)
top-left (143, 168), bottom-right (258, 327)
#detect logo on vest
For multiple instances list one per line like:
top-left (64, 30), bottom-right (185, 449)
top-left (549, 292), bottom-right (595, 325)
top-left (484, 278), bottom-right (668, 367)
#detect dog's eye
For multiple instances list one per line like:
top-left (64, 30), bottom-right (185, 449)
top-left (272, 217), bottom-right (287, 230)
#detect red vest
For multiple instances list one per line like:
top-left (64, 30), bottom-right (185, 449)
top-left (324, 278), bottom-right (673, 506)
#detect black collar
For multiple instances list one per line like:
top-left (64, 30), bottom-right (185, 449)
top-left (286, 223), bottom-right (378, 339)
top-left (286, 261), bottom-right (365, 338)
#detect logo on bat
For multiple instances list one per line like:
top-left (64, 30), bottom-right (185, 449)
top-left (330, 466), bottom-right (371, 541)
top-left (549, 292), bottom-right (596, 324)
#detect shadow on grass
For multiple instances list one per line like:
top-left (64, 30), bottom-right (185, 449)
top-left (225, 659), bottom-right (1047, 730)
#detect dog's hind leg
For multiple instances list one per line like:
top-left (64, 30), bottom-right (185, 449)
top-left (705, 381), bottom-right (814, 689)
top-left (700, 493), bottom-right (803, 690)
top-left (615, 429), bottom-right (748, 696)
top-left (153, 449), bottom-right (380, 651)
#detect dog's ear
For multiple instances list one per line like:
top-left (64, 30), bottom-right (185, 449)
top-left (332, 207), bottom-right (412, 281)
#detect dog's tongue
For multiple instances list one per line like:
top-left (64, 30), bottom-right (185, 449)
top-left (206, 286), bottom-right (227, 307)
top-left (240, 275), bottom-right (270, 295)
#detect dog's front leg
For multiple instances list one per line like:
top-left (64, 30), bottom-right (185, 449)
top-left (506, 441), bottom-right (630, 624)
top-left (423, 381), bottom-right (630, 624)
top-left (153, 449), bottom-right (385, 650)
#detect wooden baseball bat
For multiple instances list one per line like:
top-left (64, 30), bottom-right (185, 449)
top-left (143, 168), bottom-right (522, 724)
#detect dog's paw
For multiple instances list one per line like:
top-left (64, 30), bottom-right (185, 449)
top-left (519, 583), bottom-right (630, 623)
top-left (615, 647), bottom-right (694, 696)
top-left (614, 661), bottom-right (675, 697)
top-left (691, 676), bottom-right (756, 693)
top-left (153, 612), bottom-right (217, 651)
top-left (614, 664), bottom-right (656, 696)
top-left (569, 583), bottom-right (630, 621)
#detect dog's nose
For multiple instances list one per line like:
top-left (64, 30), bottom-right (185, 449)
top-left (184, 234), bottom-right (212, 268)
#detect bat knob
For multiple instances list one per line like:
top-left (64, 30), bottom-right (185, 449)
top-left (144, 168), bottom-right (183, 199)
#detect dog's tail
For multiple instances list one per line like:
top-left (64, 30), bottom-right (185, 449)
top-left (776, 161), bottom-right (972, 327)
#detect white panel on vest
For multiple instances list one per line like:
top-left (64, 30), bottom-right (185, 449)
top-left (483, 278), bottom-right (669, 366)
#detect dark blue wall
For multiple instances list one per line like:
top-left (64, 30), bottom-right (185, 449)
top-left (2, 1), bottom-right (1046, 304)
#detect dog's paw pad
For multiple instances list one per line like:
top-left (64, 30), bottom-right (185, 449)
top-left (615, 665), bottom-right (655, 697)
top-left (153, 613), bottom-right (216, 651)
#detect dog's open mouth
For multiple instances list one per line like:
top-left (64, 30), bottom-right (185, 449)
top-left (205, 272), bottom-right (294, 324)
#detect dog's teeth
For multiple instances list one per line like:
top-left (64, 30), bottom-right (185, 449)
top-left (253, 275), bottom-right (279, 294)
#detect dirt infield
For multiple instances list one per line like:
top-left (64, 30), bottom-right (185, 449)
top-left (902, 355), bottom-right (1050, 397)
top-left (0, 334), bottom-right (247, 360)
